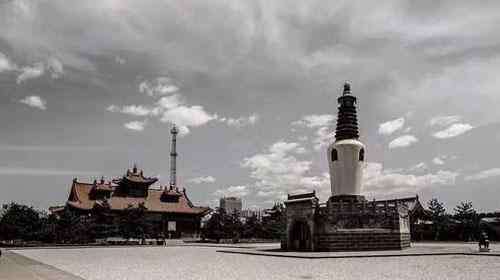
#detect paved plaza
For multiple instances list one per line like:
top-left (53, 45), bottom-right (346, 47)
top-left (1, 243), bottom-right (499, 280)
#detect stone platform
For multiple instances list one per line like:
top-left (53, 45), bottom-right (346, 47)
top-left (218, 242), bottom-right (500, 259)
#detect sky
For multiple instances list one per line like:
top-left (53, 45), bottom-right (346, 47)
top-left (1, 0), bottom-right (500, 212)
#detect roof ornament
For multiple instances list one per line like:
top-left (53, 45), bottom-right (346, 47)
top-left (343, 81), bottom-right (351, 95)
top-left (133, 163), bottom-right (138, 174)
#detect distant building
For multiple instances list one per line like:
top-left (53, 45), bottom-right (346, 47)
top-left (219, 197), bottom-right (242, 214)
top-left (241, 209), bottom-right (264, 221)
top-left (58, 125), bottom-right (210, 238)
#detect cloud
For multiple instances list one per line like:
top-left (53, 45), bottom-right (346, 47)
top-left (159, 105), bottom-right (216, 127)
top-left (15, 57), bottom-right (64, 83)
top-left (429, 115), bottom-right (462, 127)
top-left (124, 120), bottom-right (146, 131)
top-left (156, 94), bottom-right (185, 110)
top-left (363, 162), bottom-right (459, 197)
top-left (313, 126), bottom-right (335, 151)
top-left (378, 117), bottom-right (405, 135)
top-left (292, 114), bottom-right (335, 128)
top-left (139, 77), bottom-right (179, 97)
top-left (242, 141), bottom-right (331, 201)
top-left (46, 57), bottom-right (63, 79)
top-left (19, 95), bottom-right (47, 110)
top-left (115, 56), bottom-right (126, 64)
top-left (223, 114), bottom-right (259, 128)
top-left (0, 166), bottom-right (97, 176)
top-left (388, 135), bottom-right (418, 149)
top-left (433, 123), bottom-right (474, 139)
top-left (0, 52), bottom-right (15, 72)
top-left (16, 63), bottom-right (45, 84)
top-left (214, 185), bottom-right (249, 197)
top-left (292, 114), bottom-right (336, 151)
top-left (107, 105), bottom-right (153, 117)
top-left (188, 176), bottom-right (216, 184)
top-left (432, 157), bottom-right (445, 165)
top-left (408, 162), bottom-right (428, 172)
top-left (464, 168), bottom-right (500, 181)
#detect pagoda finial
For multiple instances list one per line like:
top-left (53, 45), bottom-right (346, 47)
top-left (343, 81), bottom-right (351, 95)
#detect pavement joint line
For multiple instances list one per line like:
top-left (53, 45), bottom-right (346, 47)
top-left (216, 250), bottom-right (500, 259)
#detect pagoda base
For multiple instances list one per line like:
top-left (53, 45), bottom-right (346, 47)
top-left (283, 193), bottom-right (411, 252)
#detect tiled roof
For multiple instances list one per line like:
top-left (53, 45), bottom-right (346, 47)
top-left (67, 181), bottom-right (209, 215)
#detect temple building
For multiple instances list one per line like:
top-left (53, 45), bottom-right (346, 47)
top-left (62, 125), bottom-right (210, 238)
top-left (283, 83), bottom-right (412, 251)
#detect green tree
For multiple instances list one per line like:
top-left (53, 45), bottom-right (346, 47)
top-left (242, 215), bottom-right (263, 239)
top-left (427, 198), bottom-right (448, 241)
top-left (202, 209), bottom-right (224, 242)
top-left (118, 203), bottom-right (149, 240)
top-left (261, 203), bottom-right (286, 240)
top-left (89, 201), bottom-right (117, 239)
top-left (0, 202), bottom-right (42, 241)
top-left (202, 208), bottom-right (243, 242)
top-left (56, 209), bottom-right (90, 243)
top-left (454, 201), bottom-right (478, 241)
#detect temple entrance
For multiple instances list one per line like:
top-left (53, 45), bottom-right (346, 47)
top-left (289, 220), bottom-right (311, 251)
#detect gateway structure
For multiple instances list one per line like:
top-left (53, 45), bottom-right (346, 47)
top-left (283, 83), bottom-right (411, 251)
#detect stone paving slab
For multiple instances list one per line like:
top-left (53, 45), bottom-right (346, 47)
top-left (0, 249), bottom-right (84, 280)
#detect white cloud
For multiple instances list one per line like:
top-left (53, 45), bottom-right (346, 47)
top-left (15, 58), bottom-right (64, 83)
top-left (433, 123), bottom-right (474, 139)
top-left (363, 162), bottom-right (459, 197)
top-left (46, 57), bottom-right (63, 79)
top-left (378, 117), bottom-right (405, 135)
top-left (242, 141), bottom-right (331, 201)
top-left (0, 52), bottom-right (15, 72)
top-left (16, 63), bottom-right (45, 84)
top-left (292, 114), bottom-right (335, 128)
top-left (432, 157), bottom-right (445, 165)
top-left (107, 104), bottom-right (153, 117)
top-left (313, 126), bottom-right (334, 150)
top-left (19, 95), bottom-right (47, 110)
top-left (223, 114), bottom-right (259, 128)
top-left (214, 185), bottom-right (249, 197)
top-left (388, 135), bottom-right (418, 149)
top-left (188, 176), bottom-right (216, 184)
top-left (139, 77), bottom-right (179, 97)
top-left (409, 162), bottom-right (428, 172)
top-left (124, 120), bottom-right (146, 131)
top-left (160, 105), bottom-right (216, 127)
top-left (464, 168), bottom-right (500, 181)
top-left (429, 115), bottom-right (462, 127)
top-left (156, 94), bottom-right (185, 110)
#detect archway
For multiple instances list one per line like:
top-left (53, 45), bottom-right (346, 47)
top-left (289, 220), bottom-right (311, 251)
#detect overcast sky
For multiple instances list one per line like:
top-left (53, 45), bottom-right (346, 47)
top-left (1, 0), bottom-right (500, 212)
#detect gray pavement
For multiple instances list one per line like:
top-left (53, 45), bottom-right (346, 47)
top-left (7, 243), bottom-right (500, 280)
top-left (0, 249), bottom-right (84, 280)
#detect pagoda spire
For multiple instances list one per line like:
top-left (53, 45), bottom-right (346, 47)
top-left (335, 81), bottom-right (359, 141)
top-left (169, 124), bottom-right (179, 188)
